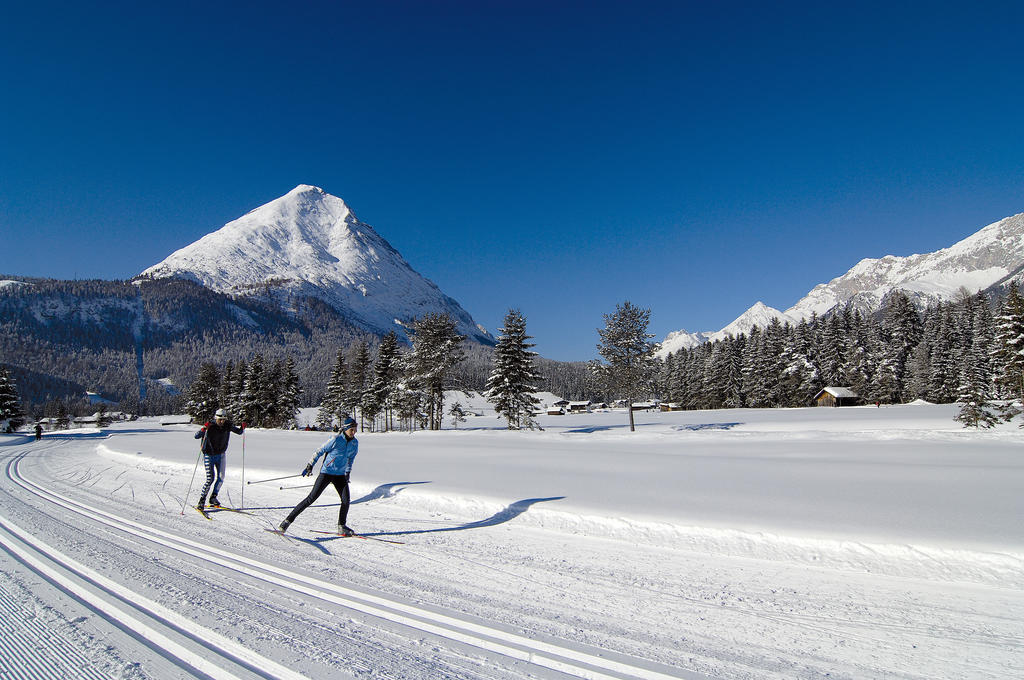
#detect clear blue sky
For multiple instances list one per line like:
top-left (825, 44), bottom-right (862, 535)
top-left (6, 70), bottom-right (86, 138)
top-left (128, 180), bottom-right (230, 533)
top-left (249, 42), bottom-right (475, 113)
top-left (2, 1), bottom-right (1022, 361)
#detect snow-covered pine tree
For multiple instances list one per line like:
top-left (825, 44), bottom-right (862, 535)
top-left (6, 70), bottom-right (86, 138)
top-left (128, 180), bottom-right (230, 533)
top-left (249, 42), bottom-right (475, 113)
top-left (95, 403), bottom-right (112, 428)
top-left (228, 359), bottom-right (247, 421)
top-left (363, 331), bottom-right (402, 432)
top-left (842, 310), bottom-right (875, 402)
top-left (448, 401), bottom-right (467, 428)
top-left (0, 366), bottom-right (25, 432)
top-left (486, 308), bottom-right (542, 430)
top-left (816, 312), bottom-right (847, 387)
top-left (956, 294), bottom-right (999, 428)
top-left (220, 361), bottom-right (235, 415)
top-left (406, 313), bottom-right (466, 430)
top-left (262, 359), bottom-right (284, 427)
top-left (317, 349), bottom-right (347, 430)
top-left (993, 281), bottom-right (1024, 422)
top-left (184, 363), bottom-right (221, 424)
top-left (240, 354), bottom-right (266, 426)
top-left (780, 318), bottom-right (821, 407)
top-left (54, 401), bottom-right (70, 430)
top-left (346, 342), bottom-right (371, 427)
top-left (278, 357), bottom-right (302, 428)
top-left (907, 305), bottom-right (941, 401)
top-left (876, 290), bottom-right (924, 404)
top-left (596, 301), bottom-right (659, 431)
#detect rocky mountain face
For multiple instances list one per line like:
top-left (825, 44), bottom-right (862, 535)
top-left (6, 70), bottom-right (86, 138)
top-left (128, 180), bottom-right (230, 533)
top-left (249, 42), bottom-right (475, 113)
top-left (140, 185), bottom-right (493, 345)
top-left (658, 211), bottom-right (1024, 356)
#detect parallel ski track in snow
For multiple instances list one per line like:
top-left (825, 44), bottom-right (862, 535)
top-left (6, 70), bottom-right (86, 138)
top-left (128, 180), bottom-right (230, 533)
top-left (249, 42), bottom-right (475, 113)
top-left (4, 448), bottom-right (697, 680)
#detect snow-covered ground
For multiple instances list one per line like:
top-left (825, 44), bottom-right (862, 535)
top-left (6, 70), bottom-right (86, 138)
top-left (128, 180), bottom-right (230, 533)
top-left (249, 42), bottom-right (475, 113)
top-left (1, 403), bottom-right (1022, 679)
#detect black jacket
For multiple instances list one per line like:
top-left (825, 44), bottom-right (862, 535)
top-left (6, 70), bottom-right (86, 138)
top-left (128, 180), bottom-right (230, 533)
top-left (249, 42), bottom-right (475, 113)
top-left (194, 420), bottom-right (244, 455)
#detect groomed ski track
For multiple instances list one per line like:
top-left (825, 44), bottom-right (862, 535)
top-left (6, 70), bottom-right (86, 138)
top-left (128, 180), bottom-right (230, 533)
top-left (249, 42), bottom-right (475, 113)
top-left (0, 439), bottom-right (698, 680)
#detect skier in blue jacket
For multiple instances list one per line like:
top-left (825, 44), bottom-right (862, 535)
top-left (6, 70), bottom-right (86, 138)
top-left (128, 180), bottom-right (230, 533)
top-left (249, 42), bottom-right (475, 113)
top-left (278, 416), bottom-right (358, 536)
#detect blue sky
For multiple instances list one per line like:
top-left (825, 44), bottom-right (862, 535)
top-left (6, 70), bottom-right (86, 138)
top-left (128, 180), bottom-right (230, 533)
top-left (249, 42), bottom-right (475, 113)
top-left (2, 1), bottom-right (1023, 361)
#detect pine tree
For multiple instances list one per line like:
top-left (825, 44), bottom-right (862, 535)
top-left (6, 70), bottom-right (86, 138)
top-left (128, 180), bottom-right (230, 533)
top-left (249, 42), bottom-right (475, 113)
top-left (278, 357), bottom-right (302, 428)
top-left (955, 293), bottom-right (999, 428)
top-left (486, 309), bottom-right (543, 430)
top-left (262, 359), bottom-right (284, 427)
top-left (449, 401), bottom-right (467, 428)
top-left (220, 361), bottom-right (235, 414)
top-left (0, 366), bottom-right (25, 432)
top-left (596, 301), bottom-right (659, 432)
top-left (54, 401), bottom-right (70, 430)
top-left (95, 403), bottom-right (112, 428)
top-left (364, 332), bottom-right (402, 432)
top-left (318, 349), bottom-right (347, 430)
top-left (184, 363), bottom-right (221, 424)
top-left (876, 291), bottom-right (923, 403)
top-left (781, 318), bottom-right (820, 406)
top-left (346, 342), bottom-right (372, 427)
top-left (993, 282), bottom-right (1024, 422)
top-left (228, 359), bottom-right (247, 421)
top-left (240, 354), bottom-right (266, 426)
top-left (406, 313), bottom-right (466, 430)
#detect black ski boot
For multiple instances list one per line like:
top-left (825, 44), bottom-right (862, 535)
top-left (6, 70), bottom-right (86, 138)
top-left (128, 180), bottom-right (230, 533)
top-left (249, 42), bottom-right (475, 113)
top-left (338, 524), bottom-right (354, 537)
top-left (278, 520), bottom-right (291, 533)
top-left (209, 497), bottom-right (221, 507)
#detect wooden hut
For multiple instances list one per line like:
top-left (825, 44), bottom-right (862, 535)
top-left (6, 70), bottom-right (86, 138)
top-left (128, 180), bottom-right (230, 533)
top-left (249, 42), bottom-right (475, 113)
top-left (812, 387), bottom-right (864, 407)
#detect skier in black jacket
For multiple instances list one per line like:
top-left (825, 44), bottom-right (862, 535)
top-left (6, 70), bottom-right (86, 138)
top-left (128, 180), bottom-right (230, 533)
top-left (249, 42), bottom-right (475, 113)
top-left (194, 408), bottom-right (245, 509)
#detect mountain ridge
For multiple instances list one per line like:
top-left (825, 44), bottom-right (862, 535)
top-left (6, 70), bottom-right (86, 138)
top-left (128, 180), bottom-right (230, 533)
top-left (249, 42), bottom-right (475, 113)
top-left (658, 211), bottom-right (1024, 357)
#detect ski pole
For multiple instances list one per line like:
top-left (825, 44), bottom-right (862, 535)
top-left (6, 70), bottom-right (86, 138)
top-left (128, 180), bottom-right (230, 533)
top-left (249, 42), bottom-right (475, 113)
top-left (181, 452), bottom-right (202, 514)
top-left (247, 474), bottom-right (300, 485)
top-left (240, 428), bottom-right (246, 510)
top-left (182, 426), bottom-right (208, 514)
top-left (280, 484), bottom-right (313, 490)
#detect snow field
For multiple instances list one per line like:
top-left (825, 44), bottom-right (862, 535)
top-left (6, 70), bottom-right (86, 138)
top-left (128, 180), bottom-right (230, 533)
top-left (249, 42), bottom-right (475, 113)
top-left (2, 401), bottom-right (1022, 679)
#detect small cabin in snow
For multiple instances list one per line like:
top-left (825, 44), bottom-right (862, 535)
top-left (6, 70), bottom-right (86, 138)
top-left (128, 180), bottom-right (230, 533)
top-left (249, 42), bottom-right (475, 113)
top-left (813, 387), bottom-right (864, 407)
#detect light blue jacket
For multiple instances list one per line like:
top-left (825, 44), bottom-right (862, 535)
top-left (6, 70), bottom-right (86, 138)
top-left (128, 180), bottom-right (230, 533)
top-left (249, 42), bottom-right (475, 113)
top-left (308, 434), bottom-right (358, 476)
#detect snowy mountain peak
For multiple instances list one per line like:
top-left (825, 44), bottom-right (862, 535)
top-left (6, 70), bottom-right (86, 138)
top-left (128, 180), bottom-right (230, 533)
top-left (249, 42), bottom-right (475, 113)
top-left (657, 301), bottom-right (794, 357)
top-left (140, 186), bottom-right (493, 344)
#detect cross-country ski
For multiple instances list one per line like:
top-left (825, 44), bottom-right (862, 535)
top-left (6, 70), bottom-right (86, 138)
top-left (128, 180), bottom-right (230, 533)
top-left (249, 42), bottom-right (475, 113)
top-left (310, 529), bottom-right (405, 544)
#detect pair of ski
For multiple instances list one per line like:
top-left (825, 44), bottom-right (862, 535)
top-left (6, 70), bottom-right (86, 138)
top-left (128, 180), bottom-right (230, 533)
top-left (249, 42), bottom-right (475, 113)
top-left (195, 505), bottom-right (251, 520)
top-left (264, 527), bottom-right (404, 544)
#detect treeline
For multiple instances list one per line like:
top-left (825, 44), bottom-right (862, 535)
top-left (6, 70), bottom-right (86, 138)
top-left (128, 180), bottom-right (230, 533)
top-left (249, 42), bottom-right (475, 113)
top-left (185, 355), bottom-right (301, 428)
top-left (659, 285), bottom-right (1024, 427)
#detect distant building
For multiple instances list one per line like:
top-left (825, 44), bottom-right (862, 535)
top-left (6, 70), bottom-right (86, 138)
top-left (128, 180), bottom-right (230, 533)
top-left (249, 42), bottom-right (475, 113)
top-left (659, 402), bottom-right (684, 412)
top-left (812, 387), bottom-right (864, 407)
top-left (546, 406), bottom-right (566, 416)
top-left (568, 401), bottom-right (591, 413)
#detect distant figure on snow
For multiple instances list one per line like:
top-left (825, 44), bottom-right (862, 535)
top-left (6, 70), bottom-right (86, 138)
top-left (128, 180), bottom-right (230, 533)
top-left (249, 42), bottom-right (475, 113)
top-left (34, 423), bottom-right (43, 440)
top-left (194, 408), bottom-right (245, 510)
top-left (278, 416), bottom-right (358, 536)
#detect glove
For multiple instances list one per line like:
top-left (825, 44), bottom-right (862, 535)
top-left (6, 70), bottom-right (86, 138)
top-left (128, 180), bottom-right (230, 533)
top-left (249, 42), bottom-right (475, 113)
top-left (203, 421), bottom-right (210, 428)
top-left (199, 426), bottom-right (207, 433)
top-left (240, 422), bottom-right (247, 430)
top-left (301, 464), bottom-right (313, 477)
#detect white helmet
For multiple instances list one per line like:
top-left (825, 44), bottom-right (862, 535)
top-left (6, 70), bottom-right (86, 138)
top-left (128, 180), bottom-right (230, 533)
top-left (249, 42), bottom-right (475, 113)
top-left (214, 408), bottom-right (228, 419)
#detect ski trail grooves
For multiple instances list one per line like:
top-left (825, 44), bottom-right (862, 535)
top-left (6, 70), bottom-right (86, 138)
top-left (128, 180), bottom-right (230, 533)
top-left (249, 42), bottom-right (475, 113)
top-left (9, 451), bottom-right (699, 680)
top-left (0, 516), bottom-right (309, 680)
top-left (0, 583), bottom-right (109, 680)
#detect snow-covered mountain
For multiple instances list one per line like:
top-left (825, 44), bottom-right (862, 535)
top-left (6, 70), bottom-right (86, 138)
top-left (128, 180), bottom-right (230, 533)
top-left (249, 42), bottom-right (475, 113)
top-left (658, 302), bottom-right (797, 355)
top-left (659, 211), bottom-right (1024, 356)
top-left (140, 185), bottom-right (493, 344)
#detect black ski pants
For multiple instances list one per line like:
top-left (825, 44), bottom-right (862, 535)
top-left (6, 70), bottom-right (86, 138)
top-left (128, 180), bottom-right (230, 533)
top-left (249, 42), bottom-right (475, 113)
top-left (285, 472), bottom-right (350, 526)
